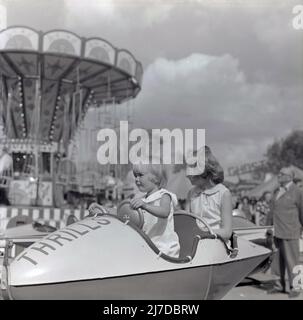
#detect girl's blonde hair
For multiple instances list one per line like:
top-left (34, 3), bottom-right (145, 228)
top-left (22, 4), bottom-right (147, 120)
top-left (133, 162), bottom-right (168, 188)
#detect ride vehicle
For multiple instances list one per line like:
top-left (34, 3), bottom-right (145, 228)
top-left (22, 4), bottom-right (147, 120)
top-left (0, 201), bottom-right (273, 300)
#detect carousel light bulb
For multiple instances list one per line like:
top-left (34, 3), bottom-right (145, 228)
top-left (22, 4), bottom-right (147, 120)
top-left (130, 77), bottom-right (138, 85)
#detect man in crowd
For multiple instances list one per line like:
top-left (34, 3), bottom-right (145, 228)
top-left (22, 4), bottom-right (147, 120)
top-left (267, 166), bottom-right (303, 298)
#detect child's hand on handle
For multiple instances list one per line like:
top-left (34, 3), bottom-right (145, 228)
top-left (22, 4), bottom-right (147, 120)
top-left (130, 198), bottom-right (146, 210)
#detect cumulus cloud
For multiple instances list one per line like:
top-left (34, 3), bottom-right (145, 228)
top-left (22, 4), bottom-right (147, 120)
top-left (142, 1), bottom-right (174, 27)
top-left (63, 0), bottom-right (175, 32)
top-left (64, 0), bottom-right (117, 25)
top-left (132, 53), bottom-right (303, 169)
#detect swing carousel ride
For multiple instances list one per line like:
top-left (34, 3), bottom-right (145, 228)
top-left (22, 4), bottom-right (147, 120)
top-left (0, 26), bottom-right (142, 225)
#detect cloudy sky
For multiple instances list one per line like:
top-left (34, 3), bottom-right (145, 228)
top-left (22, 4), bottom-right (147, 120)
top-left (5, 0), bottom-right (303, 171)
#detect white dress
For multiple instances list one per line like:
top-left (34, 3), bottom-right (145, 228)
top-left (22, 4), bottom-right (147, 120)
top-left (188, 183), bottom-right (230, 230)
top-left (141, 188), bottom-right (180, 258)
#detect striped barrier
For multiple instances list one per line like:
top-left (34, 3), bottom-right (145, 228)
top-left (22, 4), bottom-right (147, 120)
top-left (0, 206), bottom-right (88, 230)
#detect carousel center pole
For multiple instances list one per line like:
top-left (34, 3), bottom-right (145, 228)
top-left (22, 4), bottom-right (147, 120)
top-left (34, 62), bottom-right (42, 206)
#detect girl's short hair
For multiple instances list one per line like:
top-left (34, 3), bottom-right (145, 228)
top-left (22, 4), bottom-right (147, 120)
top-left (191, 146), bottom-right (224, 184)
top-left (133, 163), bottom-right (168, 188)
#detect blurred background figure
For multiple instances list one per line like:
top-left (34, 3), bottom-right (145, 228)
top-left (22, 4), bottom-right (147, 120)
top-left (231, 194), bottom-right (240, 210)
top-left (238, 196), bottom-right (253, 221)
top-left (64, 190), bottom-right (81, 209)
top-left (249, 197), bottom-right (258, 221)
top-left (255, 191), bottom-right (272, 226)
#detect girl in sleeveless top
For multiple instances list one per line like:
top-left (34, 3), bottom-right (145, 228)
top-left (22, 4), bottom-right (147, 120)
top-left (185, 146), bottom-right (232, 240)
top-left (130, 163), bottom-right (180, 258)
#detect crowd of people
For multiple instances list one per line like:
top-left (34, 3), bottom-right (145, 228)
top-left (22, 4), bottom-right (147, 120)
top-left (232, 176), bottom-right (303, 227)
top-left (233, 192), bottom-right (272, 226)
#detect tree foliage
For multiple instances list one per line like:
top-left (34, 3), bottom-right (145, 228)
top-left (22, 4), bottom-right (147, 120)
top-left (266, 130), bottom-right (303, 173)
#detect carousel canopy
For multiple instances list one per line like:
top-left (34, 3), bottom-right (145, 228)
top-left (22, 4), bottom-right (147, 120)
top-left (0, 26), bottom-right (143, 145)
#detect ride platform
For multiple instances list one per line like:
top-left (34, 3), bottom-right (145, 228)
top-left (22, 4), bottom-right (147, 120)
top-left (0, 205), bottom-right (87, 230)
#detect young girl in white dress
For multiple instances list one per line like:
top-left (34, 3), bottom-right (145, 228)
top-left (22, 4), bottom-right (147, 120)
top-left (130, 163), bottom-right (180, 258)
top-left (186, 146), bottom-right (232, 240)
